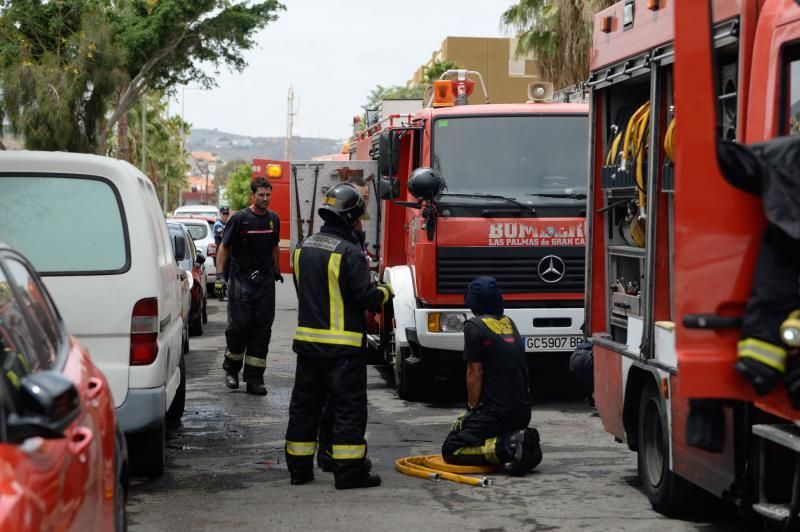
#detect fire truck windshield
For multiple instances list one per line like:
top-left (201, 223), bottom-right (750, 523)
top-left (431, 115), bottom-right (588, 200)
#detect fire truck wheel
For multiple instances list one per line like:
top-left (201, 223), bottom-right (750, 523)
top-left (637, 381), bottom-right (698, 517)
top-left (394, 346), bottom-right (420, 401)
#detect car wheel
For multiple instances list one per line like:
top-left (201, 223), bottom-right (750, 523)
top-left (637, 381), bottom-right (705, 517)
top-left (182, 323), bottom-right (189, 355)
top-left (129, 418), bottom-right (166, 478)
top-left (114, 427), bottom-right (128, 532)
top-left (188, 311), bottom-right (203, 336)
top-left (201, 295), bottom-right (208, 324)
top-left (166, 354), bottom-right (186, 424)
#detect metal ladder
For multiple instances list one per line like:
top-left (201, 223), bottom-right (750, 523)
top-left (752, 424), bottom-right (800, 529)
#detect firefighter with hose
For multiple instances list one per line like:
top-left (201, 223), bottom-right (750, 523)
top-left (441, 276), bottom-right (542, 474)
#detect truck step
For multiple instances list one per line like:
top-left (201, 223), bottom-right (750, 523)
top-left (752, 503), bottom-right (790, 522)
top-left (753, 424), bottom-right (800, 453)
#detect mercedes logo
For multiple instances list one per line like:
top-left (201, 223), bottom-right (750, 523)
top-left (537, 255), bottom-right (566, 284)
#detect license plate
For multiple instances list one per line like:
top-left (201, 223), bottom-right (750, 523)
top-left (524, 335), bottom-right (582, 353)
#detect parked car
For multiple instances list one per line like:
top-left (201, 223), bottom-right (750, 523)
top-left (173, 204), bottom-right (220, 221)
top-left (167, 222), bottom-right (208, 338)
top-left (169, 217), bottom-right (217, 292)
top-left (0, 151), bottom-right (186, 476)
top-left (0, 243), bottom-right (127, 531)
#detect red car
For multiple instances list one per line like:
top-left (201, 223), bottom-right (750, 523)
top-left (0, 244), bottom-right (127, 531)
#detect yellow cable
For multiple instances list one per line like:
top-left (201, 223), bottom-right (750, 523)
top-left (395, 455), bottom-right (501, 487)
top-left (621, 102), bottom-right (650, 169)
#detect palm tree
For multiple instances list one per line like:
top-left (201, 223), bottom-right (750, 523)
top-left (502, 0), bottom-right (616, 89)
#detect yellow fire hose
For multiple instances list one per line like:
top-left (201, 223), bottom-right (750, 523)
top-left (395, 455), bottom-right (501, 487)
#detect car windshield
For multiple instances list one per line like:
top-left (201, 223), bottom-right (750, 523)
top-left (182, 223), bottom-right (208, 241)
top-left (0, 176), bottom-right (128, 274)
top-left (431, 115), bottom-right (588, 200)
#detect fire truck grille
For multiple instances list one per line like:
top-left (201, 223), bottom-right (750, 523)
top-left (437, 246), bottom-right (585, 294)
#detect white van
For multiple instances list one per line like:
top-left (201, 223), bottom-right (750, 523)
top-left (0, 152), bottom-right (185, 476)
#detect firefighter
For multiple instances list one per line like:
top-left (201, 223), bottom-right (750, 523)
top-left (285, 183), bottom-right (392, 489)
top-left (215, 177), bottom-right (283, 396)
top-left (717, 137), bottom-right (800, 402)
top-left (441, 276), bottom-right (542, 474)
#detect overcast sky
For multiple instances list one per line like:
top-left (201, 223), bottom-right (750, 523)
top-left (173, 0), bottom-right (518, 142)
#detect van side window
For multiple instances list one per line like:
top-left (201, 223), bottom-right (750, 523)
top-left (784, 44), bottom-right (800, 135)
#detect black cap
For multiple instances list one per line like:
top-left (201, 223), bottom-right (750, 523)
top-left (219, 206), bottom-right (230, 214)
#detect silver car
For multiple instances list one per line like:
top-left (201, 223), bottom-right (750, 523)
top-left (169, 218), bottom-right (217, 291)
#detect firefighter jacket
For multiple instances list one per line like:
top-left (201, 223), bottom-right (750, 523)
top-left (292, 223), bottom-right (390, 357)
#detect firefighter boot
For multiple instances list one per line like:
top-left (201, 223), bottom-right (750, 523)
top-left (506, 429), bottom-right (541, 475)
top-left (319, 451), bottom-right (372, 473)
top-left (736, 338), bottom-right (786, 396)
top-left (334, 472), bottom-right (381, 490)
top-left (246, 381), bottom-right (268, 396)
top-left (225, 372), bottom-right (239, 390)
top-left (290, 470), bottom-right (314, 486)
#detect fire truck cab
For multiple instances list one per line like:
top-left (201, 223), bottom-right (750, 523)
top-left (353, 71), bottom-right (589, 399)
top-left (587, 0), bottom-right (800, 525)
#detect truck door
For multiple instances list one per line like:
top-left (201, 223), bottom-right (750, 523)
top-left (674, 1), bottom-right (800, 416)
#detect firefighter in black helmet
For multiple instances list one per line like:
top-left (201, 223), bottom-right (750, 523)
top-left (285, 183), bottom-right (392, 489)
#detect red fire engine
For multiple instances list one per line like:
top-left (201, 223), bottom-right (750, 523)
top-left (587, 0), bottom-right (800, 525)
top-left (252, 159), bottom-right (291, 273)
top-left (351, 71), bottom-right (589, 399)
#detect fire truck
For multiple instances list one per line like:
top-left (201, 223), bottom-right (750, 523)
top-left (349, 72), bottom-right (589, 399)
top-left (586, 0), bottom-right (800, 525)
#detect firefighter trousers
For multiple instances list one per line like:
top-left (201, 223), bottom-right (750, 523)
top-left (223, 272), bottom-right (276, 384)
top-left (442, 407), bottom-right (531, 465)
top-left (742, 223), bottom-right (800, 346)
top-left (285, 352), bottom-right (369, 483)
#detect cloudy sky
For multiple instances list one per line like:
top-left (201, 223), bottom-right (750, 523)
top-left (174, 0), bottom-right (518, 142)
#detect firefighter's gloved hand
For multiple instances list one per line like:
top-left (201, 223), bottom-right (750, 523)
top-left (215, 278), bottom-right (226, 292)
top-left (377, 283), bottom-right (394, 306)
top-left (274, 271), bottom-right (284, 283)
top-left (450, 409), bottom-right (475, 433)
top-left (785, 356), bottom-right (800, 409)
top-left (737, 338), bottom-right (786, 395)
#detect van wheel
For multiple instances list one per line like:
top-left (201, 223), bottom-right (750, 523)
top-left (201, 296), bottom-right (208, 324)
top-left (637, 381), bottom-right (701, 517)
top-left (189, 312), bottom-right (203, 336)
top-left (167, 354), bottom-right (186, 424)
top-left (114, 427), bottom-right (128, 532)
top-left (129, 419), bottom-right (166, 478)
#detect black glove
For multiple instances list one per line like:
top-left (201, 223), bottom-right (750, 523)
top-left (736, 357), bottom-right (783, 396)
top-left (274, 271), bottom-right (284, 283)
top-left (450, 409), bottom-right (475, 433)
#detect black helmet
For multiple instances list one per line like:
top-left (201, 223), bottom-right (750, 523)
top-left (408, 167), bottom-right (444, 200)
top-left (318, 183), bottom-right (366, 227)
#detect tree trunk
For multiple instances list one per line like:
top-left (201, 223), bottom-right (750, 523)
top-left (117, 112), bottom-right (130, 162)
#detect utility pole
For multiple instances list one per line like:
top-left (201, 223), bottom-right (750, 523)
top-left (284, 86), bottom-right (298, 161)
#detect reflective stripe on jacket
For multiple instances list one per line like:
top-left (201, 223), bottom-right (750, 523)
top-left (292, 223), bottom-right (386, 356)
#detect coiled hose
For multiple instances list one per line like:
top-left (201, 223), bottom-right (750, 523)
top-left (395, 455), bottom-right (501, 487)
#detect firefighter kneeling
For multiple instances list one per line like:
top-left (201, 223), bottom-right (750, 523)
top-left (285, 183), bottom-right (392, 489)
top-left (442, 276), bottom-right (542, 474)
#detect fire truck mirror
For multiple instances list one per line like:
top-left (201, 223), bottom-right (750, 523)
top-left (378, 130), bottom-right (400, 177)
top-left (378, 177), bottom-right (400, 200)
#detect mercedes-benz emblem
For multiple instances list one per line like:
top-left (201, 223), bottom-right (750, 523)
top-left (537, 255), bottom-right (566, 284)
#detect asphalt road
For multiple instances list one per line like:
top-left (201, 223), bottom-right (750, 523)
top-left (127, 283), bottom-right (749, 531)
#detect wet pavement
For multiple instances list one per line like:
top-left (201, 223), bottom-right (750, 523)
top-left (127, 283), bottom-right (749, 531)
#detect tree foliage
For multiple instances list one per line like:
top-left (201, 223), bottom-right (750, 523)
top-left (0, 0), bottom-right (285, 154)
top-left (501, 0), bottom-right (615, 89)
top-left (225, 162), bottom-right (254, 211)
top-left (111, 91), bottom-right (189, 212)
top-left (214, 158), bottom-right (248, 190)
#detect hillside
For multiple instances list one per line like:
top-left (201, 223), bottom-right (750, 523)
top-left (186, 128), bottom-right (343, 162)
